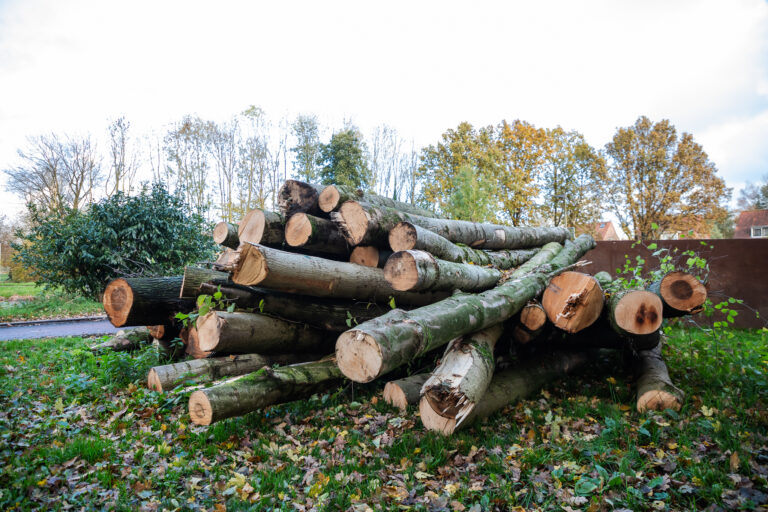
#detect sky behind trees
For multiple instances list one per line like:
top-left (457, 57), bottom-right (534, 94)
top-left (1, 0), bottom-right (766, 217)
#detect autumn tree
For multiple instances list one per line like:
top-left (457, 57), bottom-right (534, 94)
top-left (604, 116), bottom-right (730, 239)
top-left (494, 120), bottom-right (545, 226)
top-left (291, 114), bottom-right (322, 183)
top-left (318, 126), bottom-right (370, 188)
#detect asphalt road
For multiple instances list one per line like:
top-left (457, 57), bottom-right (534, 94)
top-left (0, 318), bottom-right (120, 341)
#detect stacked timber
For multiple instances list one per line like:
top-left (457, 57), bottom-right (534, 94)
top-left (98, 179), bottom-right (707, 435)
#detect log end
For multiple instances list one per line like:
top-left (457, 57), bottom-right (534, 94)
top-left (146, 368), bottom-right (163, 392)
top-left (661, 271), bottom-right (707, 314)
top-left (335, 330), bottom-right (383, 383)
top-left (285, 213), bottom-right (312, 247)
top-left (383, 251), bottom-right (420, 291)
top-left (318, 185), bottom-right (341, 213)
top-left (388, 222), bottom-right (418, 252)
top-left (520, 302), bottom-right (547, 331)
top-left (637, 389), bottom-right (682, 413)
top-left (189, 390), bottom-right (214, 425)
top-left (337, 201), bottom-right (369, 245)
top-left (279, 180), bottom-right (319, 215)
top-left (238, 209), bottom-right (267, 245)
top-left (103, 278), bottom-right (133, 327)
top-left (419, 395), bottom-right (457, 435)
top-left (213, 222), bottom-right (234, 246)
top-left (232, 244), bottom-right (268, 286)
top-left (542, 272), bottom-right (604, 333)
top-left (382, 381), bottom-right (409, 410)
top-left (147, 325), bottom-right (166, 339)
top-left (196, 311), bottom-right (222, 352)
top-left (615, 290), bottom-right (663, 335)
top-left (350, 246), bottom-right (381, 267)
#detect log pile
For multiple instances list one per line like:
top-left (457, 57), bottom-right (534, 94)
top-left (99, 179), bottom-right (708, 434)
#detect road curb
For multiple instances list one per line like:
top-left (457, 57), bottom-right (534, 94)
top-left (0, 315), bottom-right (110, 328)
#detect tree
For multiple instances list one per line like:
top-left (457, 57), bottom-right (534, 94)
top-left (205, 118), bottom-right (240, 222)
top-left (737, 174), bottom-right (768, 211)
top-left (444, 165), bottom-right (494, 222)
top-left (163, 116), bottom-right (212, 217)
top-left (494, 120), bottom-right (545, 226)
top-left (291, 114), bottom-right (322, 183)
top-left (604, 116), bottom-right (730, 239)
top-left (237, 107), bottom-right (274, 213)
top-left (106, 117), bottom-right (139, 197)
top-left (13, 183), bottom-right (216, 298)
top-left (318, 126), bottom-right (370, 188)
top-left (538, 127), bottom-right (606, 228)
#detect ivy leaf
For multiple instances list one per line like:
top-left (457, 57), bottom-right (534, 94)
top-left (388, 297), bottom-right (396, 309)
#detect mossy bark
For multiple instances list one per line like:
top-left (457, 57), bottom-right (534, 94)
top-left (318, 185), bottom-right (441, 217)
top-left (90, 327), bottom-right (153, 352)
top-left (180, 267), bottom-right (231, 299)
top-left (384, 250), bottom-right (504, 292)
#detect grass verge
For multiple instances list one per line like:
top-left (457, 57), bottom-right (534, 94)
top-left (0, 276), bottom-right (102, 322)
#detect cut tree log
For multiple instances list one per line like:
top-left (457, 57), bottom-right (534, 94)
top-left (635, 344), bottom-right (684, 412)
top-left (89, 327), bottom-right (152, 352)
top-left (198, 282), bottom-right (389, 332)
top-left (318, 184), bottom-right (440, 218)
top-left (648, 271), bottom-right (707, 317)
top-left (284, 212), bottom-right (350, 256)
top-left (382, 374), bottom-right (430, 410)
top-left (421, 350), bottom-right (590, 434)
top-left (148, 322), bottom-right (181, 342)
top-left (389, 222), bottom-right (539, 268)
top-left (103, 277), bottom-right (192, 327)
top-left (512, 301), bottom-right (548, 345)
top-left (238, 209), bottom-right (286, 246)
top-left (213, 248), bottom-right (240, 272)
top-left (383, 250), bottom-right (502, 293)
top-left (195, 311), bottom-right (333, 354)
top-left (213, 222), bottom-right (240, 249)
top-left (508, 242), bottom-right (563, 278)
top-left (335, 200), bottom-right (571, 249)
top-left (335, 235), bottom-right (595, 383)
top-left (147, 352), bottom-right (322, 391)
top-left (180, 267), bottom-right (230, 299)
top-left (420, 324), bottom-right (504, 428)
top-left (188, 358), bottom-right (343, 425)
top-left (607, 289), bottom-right (663, 343)
top-left (278, 180), bottom-right (324, 216)
top-left (232, 243), bottom-right (447, 306)
top-left (184, 327), bottom-right (212, 359)
top-left (541, 271), bottom-right (606, 333)
top-left (350, 246), bottom-right (392, 268)
top-left (550, 319), bottom-right (661, 351)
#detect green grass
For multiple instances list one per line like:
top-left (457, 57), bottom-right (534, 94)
top-left (0, 275), bottom-right (102, 321)
top-left (0, 327), bottom-right (765, 510)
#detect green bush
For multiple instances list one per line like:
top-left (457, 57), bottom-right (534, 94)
top-left (13, 183), bottom-right (216, 298)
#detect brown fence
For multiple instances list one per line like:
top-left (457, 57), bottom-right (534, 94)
top-left (583, 239), bottom-right (768, 329)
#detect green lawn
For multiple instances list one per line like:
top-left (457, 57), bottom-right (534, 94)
top-left (0, 275), bottom-right (102, 322)
top-left (0, 327), bottom-right (766, 511)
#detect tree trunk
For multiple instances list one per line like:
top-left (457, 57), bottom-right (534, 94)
top-left (188, 358), bottom-right (344, 425)
top-left (284, 212), bottom-right (350, 257)
top-left (507, 242), bottom-right (563, 278)
top-left (335, 201), bottom-right (571, 249)
top-left (541, 272), bottom-right (606, 333)
top-left (383, 374), bottom-right (430, 410)
top-left (549, 318), bottom-right (661, 352)
top-left (420, 324), bottom-right (503, 429)
top-left (147, 352), bottom-right (322, 391)
top-left (198, 282), bottom-right (392, 332)
top-left (384, 250), bottom-right (502, 292)
top-left (318, 184), bottom-right (440, 218)
top-left (195, 311), bottom-right (334, 354)
top-left (148, 323), bottom-right (181, 342)
top-left (184, 327), bottom-right (212, 359)
top-left (278, 180), bottom-right (324, 216)
top-left (421, 350), bottom-right (590, 434)
top-left (635, 344), bottom-right (684, 412)
top-left (89, 327), bottom-right (152, 352)
top-left (232, 243), bottom-right (447, 306)
top-left (335, 235), bottom-right (595, 383)
top-left (512, 301), bottom-right (548, 345)
top-left (180, 266), bottom-right (230, 299)
top-left (238, 209), bottom-right (286, 246)
top-left (389, 222), bottom-right (539, 268)
top-left (607, 289), bottom-right (663, 343)
top-left (647, 271), bottom-right (707, 317)
top-left (103, 277), bottom-right (192, 327)
top-left (350, 246), bottom-right (392, 268)
top-left (213, 222), bottom-right (240, 249)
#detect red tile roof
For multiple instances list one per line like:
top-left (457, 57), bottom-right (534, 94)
top-left (594, 221), bottom-right (619, 241)
top-left (735, 210), bottom-right (768, 238)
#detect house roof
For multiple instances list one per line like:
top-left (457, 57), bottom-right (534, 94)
top-left (735, 209), bottom-right (768, 238)
top-left (594, 221), bottom-right (616, 240)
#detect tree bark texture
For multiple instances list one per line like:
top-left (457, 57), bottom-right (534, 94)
top-left (318, 184), bottom-right (441, 218)
top-left (388, 222), bottom-right (539, 268)
top-left (548, 318), bottom-right (660, 352)
top-left (647, 271), bottom-right (707, 317)
top-left (232, 243), bottom-right (447, 306)
top-left (541, 272), bottom-right (606, 333)
top-left (284, 212), bottom-right (350, 257)
top-left (382, 374), bottom-right (431, 410)
top-left (238, 209), bottom-right (286, 246)
top-left (335, 201), bottom-right (571, 249)
top-left (350, 246), bottom-right (392, 268)
top-left (103, 277), bottom-right (192, 327)
top-left (89, 327), bottom-right (152, 352)
top-left (180, 266), bottom-right (231, 299)
top-left (213, 222), bottom-right (240, 249)
top-left (278, 180), bottom-right (324, 216)
top-left (635, 344), bottom-right (684, 412)
top-left (384, 250), bottom-right (502, 293)
top-left (335, 235), bottom-right (595, 383)
top-left (188, 358), bottom-right (344, 425)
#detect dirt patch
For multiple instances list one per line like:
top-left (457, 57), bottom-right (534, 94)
top-left (0, 295), bottom-right (36, 303)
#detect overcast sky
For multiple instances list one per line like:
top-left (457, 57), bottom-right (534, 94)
top-left (1, 0), bottom-right (767, 218)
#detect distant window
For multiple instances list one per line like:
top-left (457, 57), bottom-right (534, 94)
top-left (752, 226), bottom-right (768, 238)
top-left (599, 222), bottom-right (606, 228)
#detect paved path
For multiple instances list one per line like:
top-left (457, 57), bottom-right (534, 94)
top-left (0, 318), bottom-right (119, 341)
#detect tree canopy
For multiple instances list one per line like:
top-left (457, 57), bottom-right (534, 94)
top-left (318, 127), bottom-right (370, 188)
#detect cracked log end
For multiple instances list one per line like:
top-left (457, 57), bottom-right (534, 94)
top-left (196, 311), bottom-right (223, 352)
top-left (383, 251), bottom-right (421, 291)
top-left (335, 330), bottom-right (383, 383)
top-left (542, 272), bottom-right (605, 333)
top-left (285, 212), bottom-right (313, 247)
top-left (238, 209), bottom-right (267, 245)
top-left (350, 246), bottom-right (382, 267)
top-left (388, 222), bottom-right (418, 252)
top-left (338, 201), bottom-right (369, 245)
top-left (232, 244), bottom-right (268, 286)
top-left (419, 395), bottom-right (458, 435)
top-left (660, 271), bottom-right (707, 314)
top-left (146, 368), bottom-right (163, 392)
top-left (279, 180), bottom-right (319, 215)
top-left (318, 185), bottom-right (341, 212)
top-left (637, 389), bottom-right (681, 413)
top-left (616, 291), bottom-right (663, 335)
top-left (103, 279), bottom-right (133, 327)
top-left (383, 382), bottom-right (409, 410)
top-left (189, 390), bottom-right (214, 425)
